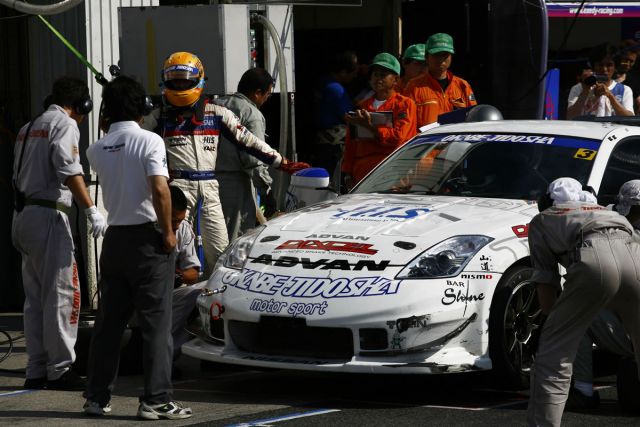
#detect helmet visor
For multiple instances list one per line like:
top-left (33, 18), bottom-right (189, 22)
top-left (163, 64), bottom-right (201, 83)
top-left (164, 79), bottom-right (199, 91)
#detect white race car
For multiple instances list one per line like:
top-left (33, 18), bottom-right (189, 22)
top-left (183, 119), bottom-right (640, 388)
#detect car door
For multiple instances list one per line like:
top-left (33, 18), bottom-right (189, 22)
top-left (597, 136), bottom-right (640, 206)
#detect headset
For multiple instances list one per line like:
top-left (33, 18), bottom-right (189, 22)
top-left (74, 94), bottom-right (94, 116)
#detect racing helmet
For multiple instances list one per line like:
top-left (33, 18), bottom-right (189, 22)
top-left (465, 104), bottom-right (503, 122)
top-left (162, 51), bottom-right (205, 107)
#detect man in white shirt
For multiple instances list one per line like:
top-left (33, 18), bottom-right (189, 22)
top-left (567, 45), bottom-right (634, 119)
top-left (83, 76), bottom-right (191, 420)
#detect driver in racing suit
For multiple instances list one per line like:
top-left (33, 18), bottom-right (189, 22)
top-left (159, 52), bottom-right (308, 276)
top-left (527, 177), bottom-right (640, 426)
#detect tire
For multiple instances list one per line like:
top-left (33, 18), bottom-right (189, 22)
top-left (489, 265), bottom-right (544, 389)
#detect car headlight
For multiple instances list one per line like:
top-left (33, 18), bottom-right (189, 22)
top-left (396, 235), bottom-right (493, 279)
top-left (216, 226), bottom-right (265, 271)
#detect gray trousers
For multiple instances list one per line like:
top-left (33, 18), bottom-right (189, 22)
top-left (528, 229), bottom-right (640, 426)
top-left (573, 309), bottom-right (635, 383)
top-left (84, 224), bottom-right (175, 406)
top-left (217, 171), bottom-right (257, 242)
top-left (172, 281), bottom-right (207, 358)
top-left (11, 206), bottom-right (80, 380)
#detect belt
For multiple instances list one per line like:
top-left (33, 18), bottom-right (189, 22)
top-left (24, 198), bottom-right (71, 215)
top-left (170, 170), bottom-right (216, 181)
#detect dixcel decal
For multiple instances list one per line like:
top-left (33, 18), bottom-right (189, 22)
top-left (221, 269), bottom-right (401, 298)
top-left (251, 254), bottom-right (390, 271)
top-left (276, 240), bottom-right (377, 255)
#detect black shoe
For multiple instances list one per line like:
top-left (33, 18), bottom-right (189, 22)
top-left (23, 376), bottom-right (47, 389)
top-left (46, 369), bottom-right (86, 391)
top-left (566, 387), bottom-right (600, 411)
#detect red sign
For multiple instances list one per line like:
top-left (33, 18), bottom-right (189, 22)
top-left (512, 224), bottom-right (529, 238)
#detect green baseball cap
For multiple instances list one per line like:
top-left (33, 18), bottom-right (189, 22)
top-left (402, 44), bottom-right (426, 62)
top-left (370, 52), bottom-right (401, 75)
top-left (425, 33), bottom-right (455, 55)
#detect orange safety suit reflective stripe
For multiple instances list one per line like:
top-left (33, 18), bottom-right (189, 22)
top-left (403, 70), bottom-right (476, 128)
top-left (341, 91), bottom-right (417, 184)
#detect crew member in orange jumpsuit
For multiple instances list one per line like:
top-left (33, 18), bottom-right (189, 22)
top-left (342, 53), bottom-right (417, 188)
top-left (404, 33), bottom-right (476, 129)
top-left (395, 44), bottom-right (427, 94)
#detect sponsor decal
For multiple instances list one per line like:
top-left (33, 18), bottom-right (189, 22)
top-left (305, 234), bottom-right (370, 241)
top-left (512, 224), bottom-right (529, 238)
top-left (441, 134), bottom-right (555, 144)
top-left (442, 278), bottom-right (485, 316)
top-left (460, 273), bottom-right (493, 279)
top-left (479, 254), bottom-right (492, 272)
top-left (70, 262), bottom-right (80, 325)
top-left (413, 134), bottom-right (601, 150)
top-left (332, 204), bottom-right (430, 221)
top-left (221, 269), bottom-right (401, 298)
top-left (166, 64), bottom-right (199, 73)
top-left (249, 298), bottom-right (328, 317)
top-left (446, 280), bottom-right (465, 287)
top-left (251, 254), bottom-right (390, 271)
top-left (390, 332), bottom-right (406, 349)
top-left (386, 314), bottom-right (430, 331)
top-left (276, 240), bottom-right (377, 255)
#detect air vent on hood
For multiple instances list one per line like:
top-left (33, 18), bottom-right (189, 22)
top-left (260, 235), bottom-right (279, 242)
top-left (394, 241), bottom-right (416, 250)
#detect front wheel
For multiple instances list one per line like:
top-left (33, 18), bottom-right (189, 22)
top-left (489, 265), bottom-right (544, 389)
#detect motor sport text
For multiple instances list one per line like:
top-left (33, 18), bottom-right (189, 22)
top-left (276, 240), bottom-right (377, 255)
top-left (249, 298), bottom-right (328, 317)
top-left (221, 269), bottom-right (401, 298)
top-left (332, 204), bottom-right (430, 221)
top-left (440, 134), bottom-right (555, 144)
top-left (251, 254), bottom-right (390, 271)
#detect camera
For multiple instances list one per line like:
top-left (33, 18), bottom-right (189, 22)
top-left (583, 74), bottom-right (608, 86)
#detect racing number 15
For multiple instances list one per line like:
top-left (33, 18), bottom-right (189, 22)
top-left (574, 148), bottom-right (597, 161)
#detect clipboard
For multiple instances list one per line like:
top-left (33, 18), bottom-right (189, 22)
top-left (349, 111), bottom-right (393, 139)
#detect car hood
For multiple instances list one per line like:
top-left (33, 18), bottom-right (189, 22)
top-left (249, 194), bottom-right (537, 266)
top-left (267, 193), bottom-right (536, 238)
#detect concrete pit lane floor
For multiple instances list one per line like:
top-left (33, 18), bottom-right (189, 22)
top-left (1, 313), bottom-right (639, 427)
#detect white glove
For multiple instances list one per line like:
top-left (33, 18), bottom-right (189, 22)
top-left (85, 206), bottom-right (107, 238)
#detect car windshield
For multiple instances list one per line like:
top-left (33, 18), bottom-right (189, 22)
top-left (353, 133), bottom-right (599, 200)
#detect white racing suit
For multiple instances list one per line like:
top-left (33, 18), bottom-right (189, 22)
top-left (162, 99), bottom-right (282, 277)
top-left (527, 202), bottom-right (640, 426)
top-left (11, 105), bottom-right (83, 381)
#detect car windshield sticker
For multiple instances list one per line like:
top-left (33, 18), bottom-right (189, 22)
top-left (573, 148), bottom-right (597, 160)
top-left (410, 134), bottom-right (601, 150)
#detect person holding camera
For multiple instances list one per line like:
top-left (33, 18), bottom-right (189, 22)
top-left (567, 44), bottom-right (634, 119)
top-left (12, 76), bottom-right (106, 391)
top-left (83, 76), bottom-right (192, 419)
top-left (526, 177), bottom-right (640, 426)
